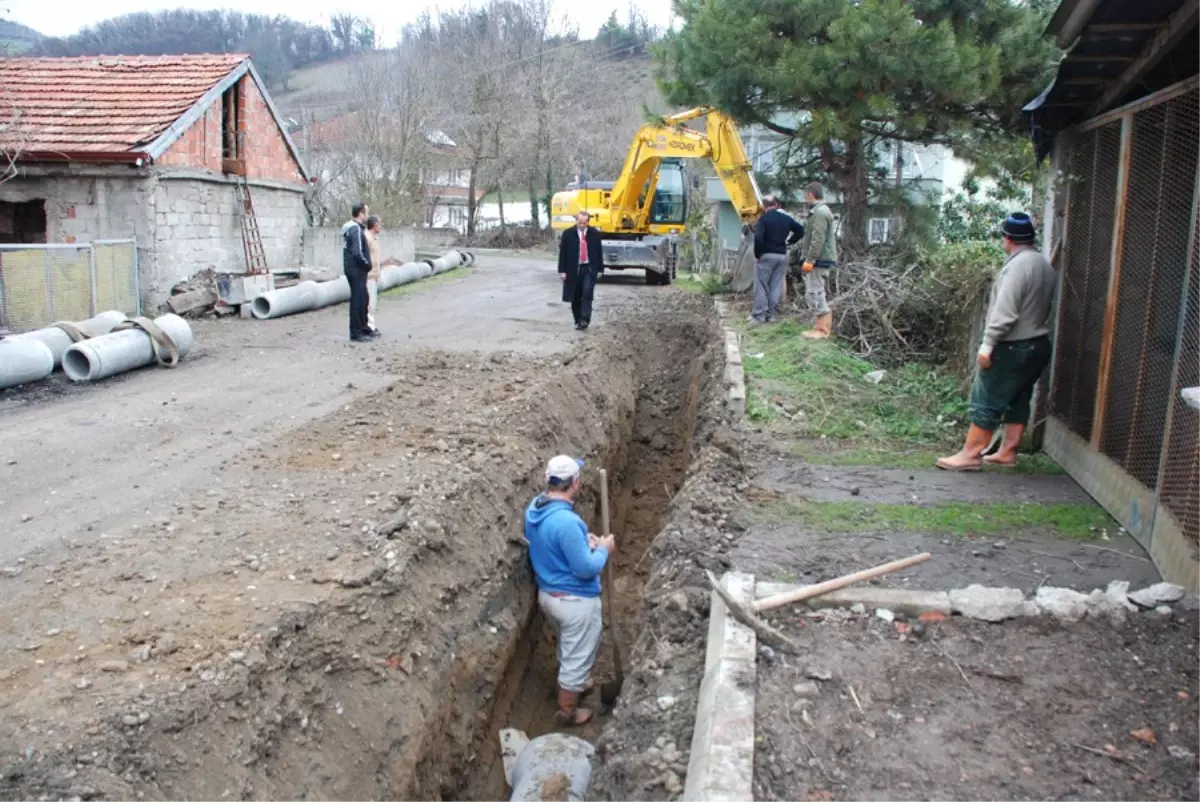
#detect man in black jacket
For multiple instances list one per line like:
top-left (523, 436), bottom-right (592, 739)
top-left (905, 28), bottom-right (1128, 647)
top-left (751, 195), bottom-right (805, 323)
top-left (342, 202), bottom-right (373, 342)
top-left (557, 211), bottom-right (604, 330)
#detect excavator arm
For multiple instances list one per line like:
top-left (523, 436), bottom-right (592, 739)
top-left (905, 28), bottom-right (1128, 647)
top-left (606, 107), bottom-right (763, 230)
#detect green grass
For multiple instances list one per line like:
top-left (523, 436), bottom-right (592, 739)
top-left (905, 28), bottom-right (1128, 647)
top-left (752, 499), bottom-right (1115, 540)
top-left (380, 270), bottom-right (465, 298)
top-left (739, 320), bottom-right (967, 444)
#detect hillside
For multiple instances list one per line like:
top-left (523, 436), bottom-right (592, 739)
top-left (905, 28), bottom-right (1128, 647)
top-left (0, 19), bottom-right (42, 54)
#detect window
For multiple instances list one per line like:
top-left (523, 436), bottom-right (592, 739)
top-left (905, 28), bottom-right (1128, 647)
top-left (0, 200), bottom-right (47, 244)
top-left (753, 141), bottom-right (776, 174)
top-left (448, 206), bottom-right (467, 229)
top-left (221, 81), bottom-right (241, 161)
top-left (868, 218), bottom-right (891, 245)
top-left (649, 162), bottom-right (686, 225)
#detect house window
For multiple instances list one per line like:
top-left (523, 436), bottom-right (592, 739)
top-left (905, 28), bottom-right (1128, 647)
top-left (0, 200), bottom-right (47, 244)
top-left (868, 217), bottom-right (891, 245)
top-left (221, 82), bottom-right (241, 161)
top-left (448, 206), bottom-right (467, 228)
top-left (753, 142), bottom-right (775, 174)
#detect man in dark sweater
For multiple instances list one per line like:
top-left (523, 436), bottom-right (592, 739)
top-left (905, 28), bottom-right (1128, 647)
top-left (342, 202), bottom-right (373, 342)
top-left (751, 196), bottom-right (805, 323)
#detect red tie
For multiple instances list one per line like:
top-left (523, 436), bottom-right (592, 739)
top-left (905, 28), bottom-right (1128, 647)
top-left (579, 230), bottom-right (588, 265)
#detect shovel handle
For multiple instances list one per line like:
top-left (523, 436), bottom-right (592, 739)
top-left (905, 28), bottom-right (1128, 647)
top-left (599, 469), bottom-right (611, 538)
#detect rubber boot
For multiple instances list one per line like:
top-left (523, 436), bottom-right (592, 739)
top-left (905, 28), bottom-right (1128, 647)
top-left (983, 423), bottom-right (1025, 466)
top-left (802, 312), bottom-right (833, 340)
top-left (555, 688), bottom-right (593, 727)
top-left (936, 424), bottom-right (994, 472)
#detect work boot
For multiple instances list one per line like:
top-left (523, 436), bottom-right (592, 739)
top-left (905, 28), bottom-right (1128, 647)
top-left (802, 313), bottom-right (833, 339)
top-left (936, 424), bottom-right (994, 472)
top-left (983, 423), bottom-right (1025, 466)
top-left (554, 688), bottom-right (593, 727)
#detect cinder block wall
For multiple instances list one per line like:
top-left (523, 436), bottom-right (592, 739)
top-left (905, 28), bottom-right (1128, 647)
top-left (302, 226), bottom-right (416, 270)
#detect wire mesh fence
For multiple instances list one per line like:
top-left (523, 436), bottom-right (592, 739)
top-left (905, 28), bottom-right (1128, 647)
top-left (1047, 80), bottom-right (1200, 548)
top-left (0, 240), bottom-right (140, 334)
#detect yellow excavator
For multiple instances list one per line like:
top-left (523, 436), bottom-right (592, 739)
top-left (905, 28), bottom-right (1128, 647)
top-left (550, 107), bottom-right (763, 285)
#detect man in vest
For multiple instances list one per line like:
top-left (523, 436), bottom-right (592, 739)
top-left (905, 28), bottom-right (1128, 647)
top-left (798, 182), bottom-right (838, 339)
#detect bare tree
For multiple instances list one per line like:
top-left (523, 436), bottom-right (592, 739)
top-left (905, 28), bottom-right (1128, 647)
top-left (0, 101), bottom-right (25, 186)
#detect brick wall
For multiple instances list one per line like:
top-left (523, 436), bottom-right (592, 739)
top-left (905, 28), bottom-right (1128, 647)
top-left (158, 74), bottom-right (306, 185)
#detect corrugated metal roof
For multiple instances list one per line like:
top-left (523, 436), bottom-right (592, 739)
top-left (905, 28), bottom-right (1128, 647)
top-left (0, 54), bottom-right (247, 154)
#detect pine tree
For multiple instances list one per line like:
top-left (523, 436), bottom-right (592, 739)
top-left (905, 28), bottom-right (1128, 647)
top-left (656, 0), bottom-right (1058, 254)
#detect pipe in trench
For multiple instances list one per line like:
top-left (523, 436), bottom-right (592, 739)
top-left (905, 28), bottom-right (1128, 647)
top-left (6, 310), bottom-right (129, 368)
top-left (504, 734), bottom-right (592, 802)
top-left (62, 314), bottom-right (194, 382)
top-left (0, 338), bottom-right (55, 390)
top-left (252, 251), bottom-right (466, 320)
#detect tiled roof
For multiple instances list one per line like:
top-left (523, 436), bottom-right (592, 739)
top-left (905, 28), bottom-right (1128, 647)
top-left (0, 54), bottom-right (247, 154)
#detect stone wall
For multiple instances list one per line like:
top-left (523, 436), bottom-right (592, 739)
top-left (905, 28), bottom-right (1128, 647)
top-left (0, 173), bottom-right (154, 246)
top-left (302, 225), bottom-right (415, 270)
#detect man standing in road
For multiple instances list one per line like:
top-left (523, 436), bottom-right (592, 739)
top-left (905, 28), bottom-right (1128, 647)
top-left (524, 455), bottom-right (615, 726)
top-left (365, 215), bottom-right (383, 337)
top-left (751, 195), bottom-right (804, 324)
top-left (937, 212), bottom-right (1056, 471)
top-left (798, 182), bottom-right (838, 339)
top-left (342, 202), bottom-right (374, 342)
top-left (558, 211), bottom-right (604, 330)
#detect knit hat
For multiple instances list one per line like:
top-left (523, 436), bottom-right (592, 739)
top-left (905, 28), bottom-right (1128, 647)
top-left (1000, 212), bottom-right (1037, 243)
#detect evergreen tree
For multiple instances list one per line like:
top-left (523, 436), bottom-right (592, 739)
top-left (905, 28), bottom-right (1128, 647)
top-left (656, 0), bottom-right (1057, 254)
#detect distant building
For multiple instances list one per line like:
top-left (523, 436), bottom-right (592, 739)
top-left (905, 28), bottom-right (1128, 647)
top-left (705, 112), bottom-right (971, 251)
top-left (0, 54), bottom-right (310, 308)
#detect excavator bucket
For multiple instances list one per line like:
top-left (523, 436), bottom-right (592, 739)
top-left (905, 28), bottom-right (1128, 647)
top-left (730, 231), bottom-right (757, 293)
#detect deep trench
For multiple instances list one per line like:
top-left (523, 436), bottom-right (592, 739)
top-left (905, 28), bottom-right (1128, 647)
top-left (449, 333), bottom-right (709, 801)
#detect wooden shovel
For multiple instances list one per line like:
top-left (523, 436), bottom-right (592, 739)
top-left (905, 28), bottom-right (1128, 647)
top-left (598, 468), bottom-right (625, 705)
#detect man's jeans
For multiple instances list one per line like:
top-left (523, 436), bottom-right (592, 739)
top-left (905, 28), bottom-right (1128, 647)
top-left (804, 267), bottom-right (832, 315)
top-left (752, 253), bottom-right (788, 321)
top-left (538, 591), bottom-right (603, 692)
top-left (969, 336), bottom-right (1053, 430)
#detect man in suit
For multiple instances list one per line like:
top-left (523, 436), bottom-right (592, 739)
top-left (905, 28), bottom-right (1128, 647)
top-left (558, 211), bottom-right (604, 330)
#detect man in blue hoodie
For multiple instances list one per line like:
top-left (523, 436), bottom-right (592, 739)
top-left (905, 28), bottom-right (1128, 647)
top-left (524, 455), bottom-right (615, 726)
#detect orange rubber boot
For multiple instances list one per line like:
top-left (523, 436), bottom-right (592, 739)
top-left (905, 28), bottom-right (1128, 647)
top-left (983, 423), bottom-right (1025, 466)
top-left (936, 424), bottom-right (994, 472)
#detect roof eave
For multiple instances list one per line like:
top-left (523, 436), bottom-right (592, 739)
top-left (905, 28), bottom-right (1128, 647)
top-left (143, 59), bottom-right (250, 162)
top-left (1047, 0), bottom-right (1106, 48)
top-left (9, 149), bottom-right (151, 165)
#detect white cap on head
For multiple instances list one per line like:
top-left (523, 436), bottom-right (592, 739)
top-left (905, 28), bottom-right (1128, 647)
top-left (545, 455), bottom-right (585, 483)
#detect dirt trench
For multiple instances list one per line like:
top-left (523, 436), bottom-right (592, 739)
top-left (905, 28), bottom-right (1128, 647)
top-left (0, 295), bottom-right (726, 801)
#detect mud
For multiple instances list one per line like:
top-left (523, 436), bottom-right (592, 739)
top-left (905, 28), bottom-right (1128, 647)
top-left (755, 612), bottom-right (1200, 801)
top-left (0, 278), bottom-right (728, 801)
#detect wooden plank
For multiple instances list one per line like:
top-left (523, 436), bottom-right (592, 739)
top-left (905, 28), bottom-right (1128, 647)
top-left (1090, 113), bottom-right (1134, 449)
top-left (1090, 0), bottom-right (1200, 116)
top-left (1064, 55), bottom-right (1136, 63)
top-left (1076, 75), bottom-right (1200, 133)
top-left (1086, 22), bottom-right (1168, 33)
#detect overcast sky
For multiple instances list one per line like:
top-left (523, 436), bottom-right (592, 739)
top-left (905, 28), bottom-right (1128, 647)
top-left (4, 0), bottom-right (675, 43)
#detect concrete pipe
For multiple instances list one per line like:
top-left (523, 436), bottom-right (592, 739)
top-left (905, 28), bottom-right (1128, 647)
top-left (8, 310), bottom-right (128, 368)
top-left (426, 251), bottom-right (467, 275)
top-left (252, 281), bottom-right (320, 320)
top-left (0, 338), bottom-right (55, 390)
top-left (378, 262), bottom-right (427, 291)
top-left (462, 251), bottom-right (476, 267)
top-left (62, 314), bottom-right (194, 383)
top-left (508, 732), bottom-right (594, 801)
top-left (313, 276), bottom-right (351, 306)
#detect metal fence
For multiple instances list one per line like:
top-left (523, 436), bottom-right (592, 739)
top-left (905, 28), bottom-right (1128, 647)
top-left (0, 240), bottom-right (140, 334)
top-left (1044, 76), bottom-right (1199, 586)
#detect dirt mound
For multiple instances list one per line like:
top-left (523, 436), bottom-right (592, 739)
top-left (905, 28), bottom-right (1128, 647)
top-left (459, 225), bottom-right (552, 250)
top-left (0, 292), bottom-right (727, 801)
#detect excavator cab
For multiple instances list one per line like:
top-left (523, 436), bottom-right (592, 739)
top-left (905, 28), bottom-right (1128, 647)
top-left (648, 160), bottom-right (687, 226)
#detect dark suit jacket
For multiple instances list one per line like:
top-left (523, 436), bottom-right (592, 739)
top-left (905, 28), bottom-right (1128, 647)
top-left (557, 226), bottom-right (604, 303)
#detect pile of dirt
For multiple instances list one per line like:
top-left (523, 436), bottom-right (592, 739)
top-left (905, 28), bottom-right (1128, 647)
top-left (754, 611), bottom-right (1199, 801)
top-left (0, 292), bottom-right (727, 801)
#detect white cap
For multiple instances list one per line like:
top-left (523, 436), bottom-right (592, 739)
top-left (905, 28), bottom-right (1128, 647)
top-left (545, 455), bottom-right (584, 483)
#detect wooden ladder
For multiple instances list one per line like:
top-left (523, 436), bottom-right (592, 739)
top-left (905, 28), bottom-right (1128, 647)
top-left (234, 176), bottom-right (269, 275)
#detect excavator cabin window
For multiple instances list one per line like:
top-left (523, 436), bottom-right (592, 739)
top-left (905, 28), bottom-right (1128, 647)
top-left (649, 161), bottom-right (687, 226)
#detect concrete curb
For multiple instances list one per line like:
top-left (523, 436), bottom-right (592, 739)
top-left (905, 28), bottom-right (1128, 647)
top-left (713, 300), bottom-right (746, 416)
top-left (684, 571), bottom-right (757, 801)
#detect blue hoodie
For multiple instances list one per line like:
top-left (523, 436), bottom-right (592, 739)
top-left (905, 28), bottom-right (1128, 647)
top-left (524, 495), bottom-right (608, 597)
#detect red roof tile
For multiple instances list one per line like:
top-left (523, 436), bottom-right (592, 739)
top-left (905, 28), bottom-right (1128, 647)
top-left (0, 54), bottom-right (247, 154)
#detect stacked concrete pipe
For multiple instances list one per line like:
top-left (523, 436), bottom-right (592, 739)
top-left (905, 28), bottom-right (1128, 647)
top-left (251, 251), bottom-right (470, 320)
top-left (62, 314), bottom-right (194, 383)
top-left (0, 310), bottom-right (131, 390)
top-left (7, 310), bottom-right (129, 368)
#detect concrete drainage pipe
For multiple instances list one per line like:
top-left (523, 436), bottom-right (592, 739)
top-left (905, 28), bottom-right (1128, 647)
top-left (503, 731), bottom-right (594, 801)
top-left (62, 314), bottom-right (194, 382)
top-left (378, 261), bottom-right (430, 291)
top-left (0, 338), bottom-right (55, 390)
top-left (251, 281), bottom-right (320, 320)
top-left (7, 310), bottom-right (129, 368)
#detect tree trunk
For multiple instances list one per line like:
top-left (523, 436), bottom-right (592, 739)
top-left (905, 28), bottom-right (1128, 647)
top-left (467, 163), bottom-right (479, 239)
top-left (836, 131), bottom-right (869, 258)
top-left (529, 182), bottom-right (541, 229)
